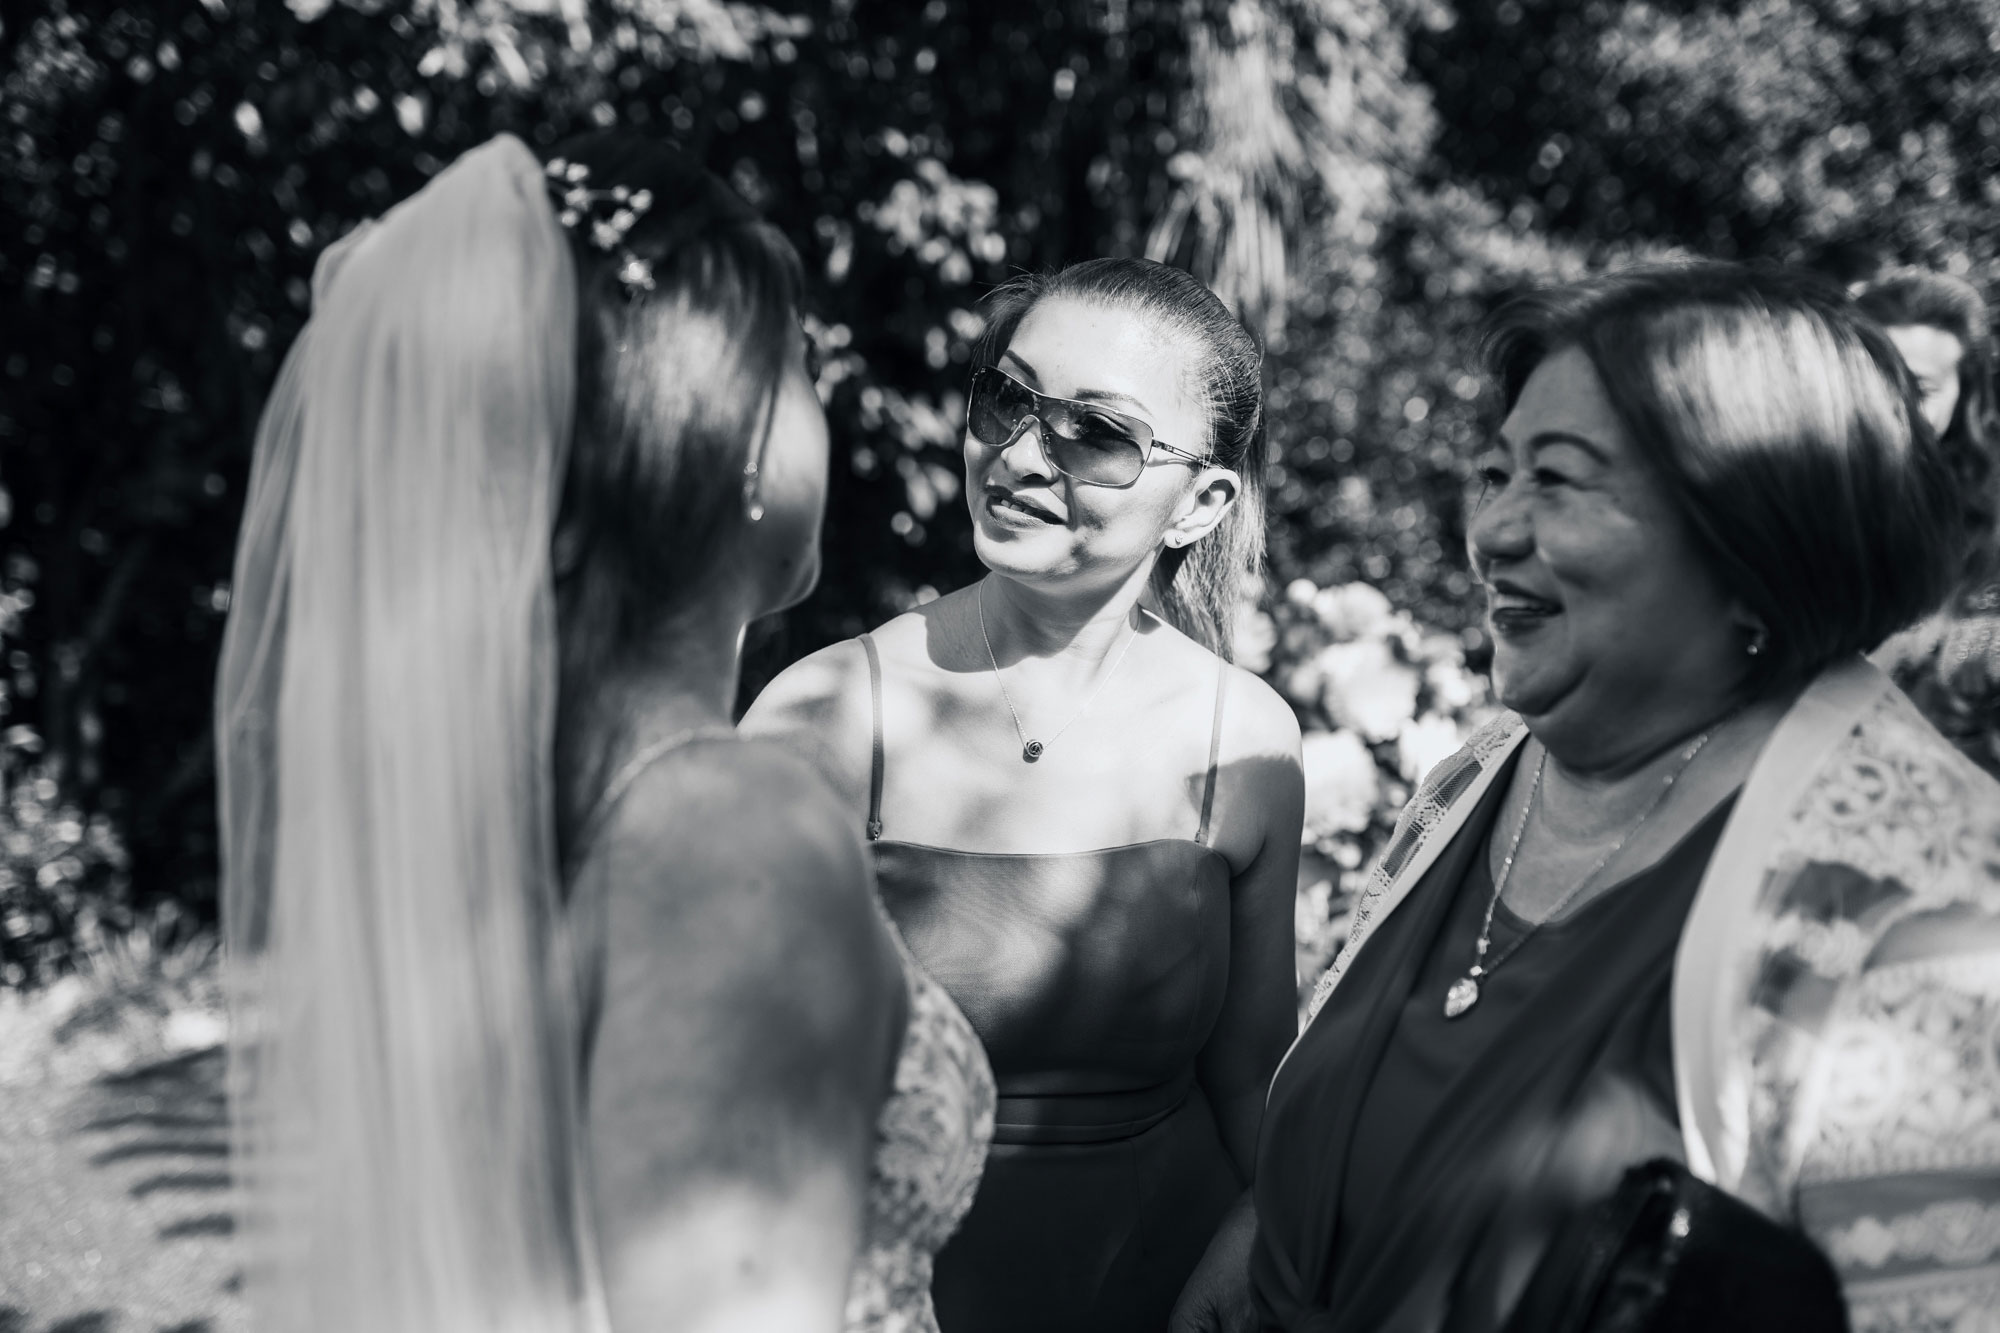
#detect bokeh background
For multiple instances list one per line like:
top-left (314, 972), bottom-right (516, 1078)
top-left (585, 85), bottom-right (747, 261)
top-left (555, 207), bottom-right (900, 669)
top-left (3, 0), bottom-right (1999, 1322)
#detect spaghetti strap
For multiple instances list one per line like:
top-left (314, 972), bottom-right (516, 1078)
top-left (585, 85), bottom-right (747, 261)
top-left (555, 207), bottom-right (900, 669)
top-left (576, 724), bottom-right (736, 863)
top-left (1195, 656), bottom-right (1228, 846)
top-left (861, 633), bottom-right (885, 841)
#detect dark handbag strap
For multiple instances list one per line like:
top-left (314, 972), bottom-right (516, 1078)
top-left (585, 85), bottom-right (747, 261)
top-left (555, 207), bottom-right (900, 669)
top-left (861, 632), bottom-right (884, 842)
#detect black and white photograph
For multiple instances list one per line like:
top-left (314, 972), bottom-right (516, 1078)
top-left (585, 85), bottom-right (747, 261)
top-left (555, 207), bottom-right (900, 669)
top-left (3, 0), bottom-right (1998, 1329)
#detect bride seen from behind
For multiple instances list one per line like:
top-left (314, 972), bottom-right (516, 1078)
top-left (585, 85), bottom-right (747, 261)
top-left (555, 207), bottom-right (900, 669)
top-left (216, 131), bottom-right (991, 1333)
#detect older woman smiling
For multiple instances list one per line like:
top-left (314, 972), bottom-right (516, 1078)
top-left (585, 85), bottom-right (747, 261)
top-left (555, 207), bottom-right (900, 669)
top-left (1173, 263), bottom-right (2000, 1333)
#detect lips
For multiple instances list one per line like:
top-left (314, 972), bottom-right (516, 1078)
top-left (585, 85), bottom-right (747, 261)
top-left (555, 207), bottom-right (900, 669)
top-left (985, 486), bottom-right (1063, 525)
top-left (1486, 578), bottom-right (1561, 632)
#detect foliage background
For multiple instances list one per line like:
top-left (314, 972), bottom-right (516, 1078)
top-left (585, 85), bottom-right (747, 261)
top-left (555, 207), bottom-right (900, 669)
top-left (5, 0), bottom-right (1997, 987)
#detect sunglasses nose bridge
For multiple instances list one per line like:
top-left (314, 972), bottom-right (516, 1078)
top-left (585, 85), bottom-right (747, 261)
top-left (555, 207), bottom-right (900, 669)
top-left (994, 408), bottom-right (1061, 477)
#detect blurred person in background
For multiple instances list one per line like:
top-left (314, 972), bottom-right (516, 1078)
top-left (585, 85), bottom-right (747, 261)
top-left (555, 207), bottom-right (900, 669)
top-left (744, 257), bottom-right (1304, 1333)
top-left (216, 131), bottom-right (991, 1333)
top-left (1857, 269), bottom-right (2000, 777)
top-left (1173, 264), bottom-right (2000, 1333)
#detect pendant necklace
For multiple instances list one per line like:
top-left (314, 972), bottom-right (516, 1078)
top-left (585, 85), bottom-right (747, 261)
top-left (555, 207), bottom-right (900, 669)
top-left (977, 580), bottom-right (1140, 764)
top-left (1444, 728), bottom-right (1714, 1019)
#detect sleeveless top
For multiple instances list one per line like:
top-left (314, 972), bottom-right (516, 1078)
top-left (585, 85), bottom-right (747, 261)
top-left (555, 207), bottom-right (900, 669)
top-left (575, 728), bottom-right (995, 1333)
top-left (859, 638), bottom-right (1240, 1333)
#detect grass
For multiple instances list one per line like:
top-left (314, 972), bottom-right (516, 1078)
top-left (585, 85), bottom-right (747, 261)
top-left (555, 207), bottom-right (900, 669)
top-left (0, 922), bottom-right (243, 1333)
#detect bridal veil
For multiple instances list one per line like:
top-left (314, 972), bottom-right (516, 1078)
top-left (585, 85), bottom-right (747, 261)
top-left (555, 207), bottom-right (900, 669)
top-left (215, 134), bottom-right (604, 1330)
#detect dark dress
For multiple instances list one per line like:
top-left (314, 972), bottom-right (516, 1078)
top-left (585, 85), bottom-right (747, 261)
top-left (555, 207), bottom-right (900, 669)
top-left (1252, 751), bottom-right (1737, 1333)
top-left (860, 634), bottom-right (1243, 1333)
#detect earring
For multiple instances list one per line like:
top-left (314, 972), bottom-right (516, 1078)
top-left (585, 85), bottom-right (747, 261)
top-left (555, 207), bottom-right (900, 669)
top-left (1746, 630), bottom-right (1767, 657)
top-left (742, 457), bottom-right (765, 523)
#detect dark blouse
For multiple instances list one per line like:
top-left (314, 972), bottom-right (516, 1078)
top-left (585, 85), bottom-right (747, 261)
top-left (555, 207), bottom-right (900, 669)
top-left (1252, 753), bottom-right (1737, 1333)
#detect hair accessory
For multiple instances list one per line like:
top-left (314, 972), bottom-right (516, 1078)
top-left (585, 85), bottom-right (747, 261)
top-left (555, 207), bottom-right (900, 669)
top-left (543, 157), bottom-right (656, 295)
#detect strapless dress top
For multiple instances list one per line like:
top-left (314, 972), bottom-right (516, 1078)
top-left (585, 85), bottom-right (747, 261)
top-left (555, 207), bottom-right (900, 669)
top-left (873, 839), bottom-right (1232, 1137)
top-left (854, 634), bottom-right (1242, 1333)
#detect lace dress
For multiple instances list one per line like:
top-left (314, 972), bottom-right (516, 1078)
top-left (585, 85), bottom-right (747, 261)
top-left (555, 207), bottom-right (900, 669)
top-left (577, 729), bottom-right (991, 1333)
top-left (843, 914), bottom-right (996, 1333)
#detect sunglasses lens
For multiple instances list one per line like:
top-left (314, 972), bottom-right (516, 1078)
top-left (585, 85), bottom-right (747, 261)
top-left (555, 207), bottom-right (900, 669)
top-left (969, 369), bottom-right (1034, 445)
top-left (968, 369), bottom-right (1151, 485)
top-left (1041, 406), bottom-right (1147, 485)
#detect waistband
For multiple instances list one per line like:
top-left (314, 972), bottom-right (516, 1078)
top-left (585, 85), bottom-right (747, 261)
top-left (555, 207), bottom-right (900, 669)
top-left (992, 1073), bottom-right (1195, 1146)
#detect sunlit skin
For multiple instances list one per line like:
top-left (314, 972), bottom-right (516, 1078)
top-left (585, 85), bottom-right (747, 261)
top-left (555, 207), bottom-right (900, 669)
top-left (1885, 323), bottom-right (1964, 439)
top-left (744, 292), bottom-right (1307, 1223)
top-left (967, 295), bottom-right (1237, 623)
top-left (1470, 345), bottom-right (1757, 766)
top-left (1467, 346), bottom-right (1790, 922)
top-left (587, 322), bottom-right (902, 1333)
top-left (749, 334), bottom-right (834, 614)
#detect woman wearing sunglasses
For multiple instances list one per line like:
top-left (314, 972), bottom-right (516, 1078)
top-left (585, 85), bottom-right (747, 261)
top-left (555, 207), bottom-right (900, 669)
top-left (744, 257), bottom-right (1304, 1333)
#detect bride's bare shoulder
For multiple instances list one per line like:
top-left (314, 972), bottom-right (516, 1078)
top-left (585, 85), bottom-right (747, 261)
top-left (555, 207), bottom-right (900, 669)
top-left (583, 742), bottom-right (904, 1264)
top-left (606, 739), bottom-right (869, 905)
top-left (588, 739), bottom-right (900, 1041)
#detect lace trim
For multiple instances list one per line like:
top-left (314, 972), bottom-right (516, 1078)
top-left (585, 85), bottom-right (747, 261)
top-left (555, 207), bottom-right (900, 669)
top-left (841, 918), bottom-right (995, 1333)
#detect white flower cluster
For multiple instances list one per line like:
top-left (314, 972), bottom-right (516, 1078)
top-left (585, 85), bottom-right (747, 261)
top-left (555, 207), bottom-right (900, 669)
top-left (1239, 576), bottom-right (1495, 1008)
top-left (545, 158), bottom-right (658, 294)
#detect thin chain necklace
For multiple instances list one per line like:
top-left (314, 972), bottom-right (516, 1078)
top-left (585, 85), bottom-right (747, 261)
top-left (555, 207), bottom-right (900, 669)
top-left (976, 580), bottom-right (1140, 764)
top-left (1444, 729), bottom-right (1714, 1019)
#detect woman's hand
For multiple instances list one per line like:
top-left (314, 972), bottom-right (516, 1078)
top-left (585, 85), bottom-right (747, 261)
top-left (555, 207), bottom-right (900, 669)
top-left (1169, 1192), bottom-right (1261, 1333)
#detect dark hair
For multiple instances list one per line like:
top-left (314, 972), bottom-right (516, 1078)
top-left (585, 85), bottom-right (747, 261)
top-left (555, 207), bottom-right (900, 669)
top-left (1486, 262), bottom-right (1961, 694)
top-left (973, 258), bottom-right (1266, 659)
top-left (1855, 268), bottom-right (2000, 586)
top-left (542, 132), bottom-right (804, 860)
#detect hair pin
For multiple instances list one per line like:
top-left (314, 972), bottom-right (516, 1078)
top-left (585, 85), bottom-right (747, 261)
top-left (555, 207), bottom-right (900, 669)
top-left (545, 157), bottom-right (656, 296)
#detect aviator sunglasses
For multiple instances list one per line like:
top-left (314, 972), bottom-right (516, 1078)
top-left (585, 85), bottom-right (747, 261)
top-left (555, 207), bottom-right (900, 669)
top-left (967, 365), bottom-right (1216, 487)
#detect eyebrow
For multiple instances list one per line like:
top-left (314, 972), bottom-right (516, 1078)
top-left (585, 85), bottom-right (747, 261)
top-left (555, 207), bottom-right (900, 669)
top-left (1500, 429), bottom-right (1612, 464)
top-left (1001, 349), bottom-right (1155, 416)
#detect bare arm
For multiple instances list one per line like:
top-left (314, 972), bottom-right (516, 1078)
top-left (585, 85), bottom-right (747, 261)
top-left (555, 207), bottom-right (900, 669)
top-left (1198, 675), bottom-right (1305, 1183)
top-left (583, 742), bottom-right (904, 1333)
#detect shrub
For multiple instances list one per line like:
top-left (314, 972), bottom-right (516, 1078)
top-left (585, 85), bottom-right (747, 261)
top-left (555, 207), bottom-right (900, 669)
top-left (1242, 575), bottom-right (1496, 1007)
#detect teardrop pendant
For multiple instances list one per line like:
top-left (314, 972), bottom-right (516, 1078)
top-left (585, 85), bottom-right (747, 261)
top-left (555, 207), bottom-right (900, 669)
top-left (1444, 975), bottom-right (1480, 1018)
top-left (1022, 739), bottom-right (1045, 763)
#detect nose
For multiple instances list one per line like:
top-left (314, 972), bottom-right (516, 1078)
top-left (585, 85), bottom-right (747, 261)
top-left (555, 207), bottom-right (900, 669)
top-left (997, 413), bottom-right (1058, 483)
top-left (1466, 476), bottom-right (1533, 575)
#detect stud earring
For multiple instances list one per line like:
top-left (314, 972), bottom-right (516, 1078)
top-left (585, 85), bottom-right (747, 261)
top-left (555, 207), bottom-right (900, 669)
top-left (1746, 630), bottom-right (1767, 657)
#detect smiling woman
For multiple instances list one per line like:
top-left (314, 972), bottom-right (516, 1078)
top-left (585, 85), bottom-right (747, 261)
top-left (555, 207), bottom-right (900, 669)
top-left (744, 258), bottom-right (1305, 1333)
top-left (1206, 263), bottom-right (2000, 1333)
